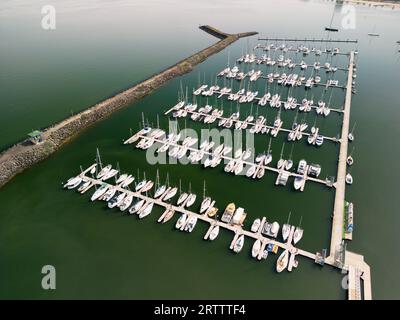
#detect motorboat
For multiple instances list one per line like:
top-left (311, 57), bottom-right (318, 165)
top-left (346, 173), bottom-right (353, 185)
top-left (297, 159), bottom-right (307, 174)
top-left (294, 176), bottom-right (304, 190)
top-left (315, 135), bottom-right (324, 147)
top-left (251, 218), bottom-right (261, 233)
top-left (209, 225), bottom-right (220, 241)
top-left (308, 164), bottom-right (322, 177)
top-left (233, 235), bottom-right (245, 253)
top-left (276, 249), bottom-right (289, 273)
top-left (206, 207), bottom-right (218, 217)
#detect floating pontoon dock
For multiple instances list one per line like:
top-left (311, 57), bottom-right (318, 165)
top-left (74, 163), bottom-right (320, 270)
top-left (125, 130), bottom-right (332, 189)
top-left (164, 105), bottom-right (339, 144)
top-left (189, 89), bottom-right (344, 115)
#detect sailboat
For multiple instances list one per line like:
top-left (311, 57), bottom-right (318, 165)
top-left (277, 143), bottom-right (285, 169)
top-left (209, 225), bottom-right (220, 241)
top-left (325, 4), bottom-right (339, 32)
top-left (264, 138), bottom-right (273, 166)
top-left (276, 249), bottom-right (289, 273)
top-left (251, 239), bottom-right (262, 258)
top-left (368, 24), bottom-right (380, 36)
top-left (175, 213), bottom-right (188, 229)
top-left (285, 145), bottom-right (294, 170)
top-left (200, 181), bottom-right (212, 213)
top-left (293, 216), bottom-right (304, 245)
top-left (282, 211), bottom-right (291, 241)
top-left (233, 235), bottom-right (245, 253)
top-left (348, 122), bottom-right (356, 142)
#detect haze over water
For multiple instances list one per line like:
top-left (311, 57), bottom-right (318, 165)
top-left (0, 0), bottom-right (399, 299)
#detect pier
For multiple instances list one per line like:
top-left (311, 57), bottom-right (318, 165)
top-left (164, 106), bottom-right (339, 145)
top-left (73, 163), bottom-right (321, 269)
top-left (125, 130), bottom-right (332, 189)
top-left (257, 37), bottom-right (358, 43)
top-left (322, 51), bottom-right (372, 299)
top-left (191, 89), bottom-right (344, 115)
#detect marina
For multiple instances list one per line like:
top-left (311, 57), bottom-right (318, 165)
top-left (189, 83), bottom-right (345, 115)
top-left (65, 162), bottom-right (328, 273)
top-left (164, 101), bottom-right (340, 146)
top-left (4, 0), bottom-right (398, 301)
top-left (124, 128), bottom-right (333, 190)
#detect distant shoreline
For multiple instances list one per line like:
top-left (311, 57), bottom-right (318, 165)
top-left (340, 0), bottom-right (400, 9)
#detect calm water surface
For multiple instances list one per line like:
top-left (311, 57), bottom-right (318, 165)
top-left (0, 0), bottom-right (399, 299)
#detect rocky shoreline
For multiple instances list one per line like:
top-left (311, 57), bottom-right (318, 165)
top-left (0, 27), bottom-right (257, 189)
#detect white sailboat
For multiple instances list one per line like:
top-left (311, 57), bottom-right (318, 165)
top-left (293, 216), bottom-right (303, 245)
top-left (138, 202), bottom-right (154, 219)
top-left (251, 218), bottom-right (261, 233)
top-left (251, 239), bottom-right (262, 258)
top-left (128, 199), bottom-right (145, 214)
top-left (233, 235), bottom-right (245, 253)
top-left (175, 213), bottom-right (188, 229)
top-left (276, 249), bottom-right (289, 273)
top-left (209, 225), bottom-right (220, 241)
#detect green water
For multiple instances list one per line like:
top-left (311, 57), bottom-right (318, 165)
top-left (0, 0), bottom-right (399, 299)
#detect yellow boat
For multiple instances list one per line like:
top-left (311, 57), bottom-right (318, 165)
top-left (224, 203), bottom-right (235, 215)
top-left (221, 202), bottom-right (236, 223)
top-left (207, 207), bottom-right (218, 217)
